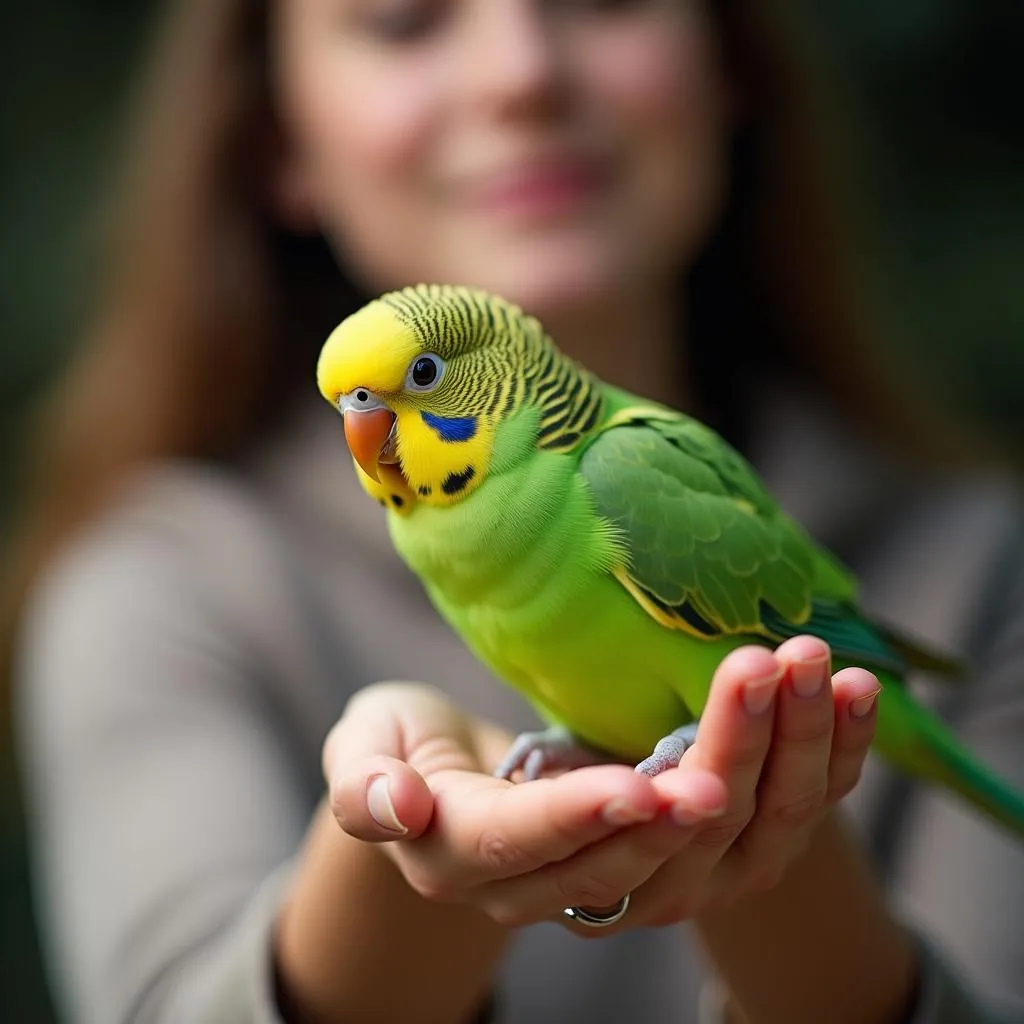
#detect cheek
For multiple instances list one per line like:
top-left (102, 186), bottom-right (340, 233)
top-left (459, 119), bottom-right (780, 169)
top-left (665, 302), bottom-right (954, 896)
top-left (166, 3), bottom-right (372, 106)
top-left (277, 44), bottom-right (444, 284)
top-left (296, 66), bottom-right (431, 204)
top-left (587, 10), bottom-right (728, 150)
top-left (584, 14), bottom-right (731, 255)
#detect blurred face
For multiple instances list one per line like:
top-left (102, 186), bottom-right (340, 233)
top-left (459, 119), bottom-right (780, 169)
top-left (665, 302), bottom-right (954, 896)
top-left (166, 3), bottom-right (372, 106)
top-left (272, 0), bottom-right (732, 319)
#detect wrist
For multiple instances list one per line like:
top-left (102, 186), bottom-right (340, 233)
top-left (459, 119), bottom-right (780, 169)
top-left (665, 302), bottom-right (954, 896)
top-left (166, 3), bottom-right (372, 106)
top-left (695, 811), bottom-right (918, 1024)
top-left (275, 799), bottom-right (508, 1023)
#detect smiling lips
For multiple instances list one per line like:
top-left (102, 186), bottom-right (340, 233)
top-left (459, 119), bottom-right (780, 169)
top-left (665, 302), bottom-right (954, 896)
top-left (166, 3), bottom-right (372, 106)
top-left (343, 408), bottom-right (398, 482)
top-left (465, 156), bottom-right (609, 220)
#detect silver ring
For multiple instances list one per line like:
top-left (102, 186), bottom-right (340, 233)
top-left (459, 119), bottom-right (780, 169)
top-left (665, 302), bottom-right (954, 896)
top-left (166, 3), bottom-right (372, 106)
top-left (562, 892), bottom-right (630, 928)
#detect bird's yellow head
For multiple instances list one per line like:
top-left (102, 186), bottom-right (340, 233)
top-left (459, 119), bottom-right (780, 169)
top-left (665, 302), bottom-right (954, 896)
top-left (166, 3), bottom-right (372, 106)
top-left (318, 284), bottom-right (604, 514)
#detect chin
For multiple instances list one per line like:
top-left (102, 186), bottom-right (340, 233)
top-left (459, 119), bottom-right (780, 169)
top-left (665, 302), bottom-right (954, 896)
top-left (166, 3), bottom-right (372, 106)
top-left (445, 237), bottom-right (639, 322)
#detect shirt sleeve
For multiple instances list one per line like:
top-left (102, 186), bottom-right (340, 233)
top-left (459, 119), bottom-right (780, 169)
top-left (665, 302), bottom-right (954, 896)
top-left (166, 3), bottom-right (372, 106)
top-left (888, 522), bottom-right (1024, 1021)
top-left (698, 939), bottom-right (1019, 1024)
top-left (901, 936), bottom-right (1023, 1024)
top-left (13, 521), bottom-right (316, 1024)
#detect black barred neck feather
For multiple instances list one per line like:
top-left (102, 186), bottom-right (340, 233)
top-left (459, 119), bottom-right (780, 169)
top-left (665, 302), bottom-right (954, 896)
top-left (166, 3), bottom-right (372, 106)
top-left (381, 284), bottom-right (606, 452)
top-left (497, 330), bottom-right (606, 453)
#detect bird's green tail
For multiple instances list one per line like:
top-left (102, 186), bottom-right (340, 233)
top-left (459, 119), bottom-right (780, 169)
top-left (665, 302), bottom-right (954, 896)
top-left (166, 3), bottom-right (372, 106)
top-left (874, 676), bottom-right (1024, 838)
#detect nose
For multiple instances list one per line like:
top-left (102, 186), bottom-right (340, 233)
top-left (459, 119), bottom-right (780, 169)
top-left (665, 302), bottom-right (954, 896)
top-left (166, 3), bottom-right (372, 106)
top-left (461, 0), bottom-right (566, 117)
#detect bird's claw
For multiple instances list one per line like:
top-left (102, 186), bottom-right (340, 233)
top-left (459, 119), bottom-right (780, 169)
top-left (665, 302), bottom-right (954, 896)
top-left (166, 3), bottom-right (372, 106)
top-left (495, 725), bottom-right (610, 782)
top-left (634, 720), bottom-right (700, 777)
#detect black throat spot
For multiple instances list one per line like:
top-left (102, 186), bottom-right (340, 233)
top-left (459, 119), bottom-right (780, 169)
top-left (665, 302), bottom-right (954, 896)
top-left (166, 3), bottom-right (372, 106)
top-left (442, 465), bottom-right (476, 495)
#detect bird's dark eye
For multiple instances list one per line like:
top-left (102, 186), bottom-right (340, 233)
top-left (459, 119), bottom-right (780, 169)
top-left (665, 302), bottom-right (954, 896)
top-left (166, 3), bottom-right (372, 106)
top-left (413, 357), bottom-right (437, 386)
top-left (406, 353), bottom-right (445, 392)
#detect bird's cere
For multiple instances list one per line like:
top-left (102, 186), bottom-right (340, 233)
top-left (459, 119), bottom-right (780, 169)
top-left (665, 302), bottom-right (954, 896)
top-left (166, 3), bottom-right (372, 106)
top-left (336, 388), bottom-right (390, 415)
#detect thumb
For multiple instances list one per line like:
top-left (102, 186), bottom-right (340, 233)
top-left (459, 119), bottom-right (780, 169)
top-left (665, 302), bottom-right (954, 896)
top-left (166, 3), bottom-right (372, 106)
top-left (322, 690), bottom-right (435, 842)
top-left (331, 756), bottom-right (434, 842)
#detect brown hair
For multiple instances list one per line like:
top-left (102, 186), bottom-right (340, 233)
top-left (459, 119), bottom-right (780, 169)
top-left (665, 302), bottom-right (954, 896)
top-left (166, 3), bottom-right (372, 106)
top-left (0, 0), bottom-right (982, 690)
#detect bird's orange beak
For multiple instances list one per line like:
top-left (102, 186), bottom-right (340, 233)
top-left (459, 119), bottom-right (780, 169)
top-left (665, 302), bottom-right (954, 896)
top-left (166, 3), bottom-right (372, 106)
top-left (343, 408), bottom-right (396, 483)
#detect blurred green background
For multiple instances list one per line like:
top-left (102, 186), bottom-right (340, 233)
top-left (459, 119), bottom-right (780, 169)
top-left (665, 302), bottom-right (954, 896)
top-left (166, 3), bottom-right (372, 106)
top-left (2, 2), bottom-right (1022, 1019)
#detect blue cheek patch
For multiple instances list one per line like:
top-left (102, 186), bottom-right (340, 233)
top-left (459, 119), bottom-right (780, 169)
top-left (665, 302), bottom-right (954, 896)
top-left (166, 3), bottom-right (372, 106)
top-left (421, 411), bottom-right (478, 443)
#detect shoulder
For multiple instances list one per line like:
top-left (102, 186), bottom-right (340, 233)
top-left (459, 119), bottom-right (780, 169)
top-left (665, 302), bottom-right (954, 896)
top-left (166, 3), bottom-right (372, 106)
top-left (14, 462), bottom-right (281, 719)
top-left (22, 461), bottom-right (256, 631)
top-left (15, 457), bottom-right (349, 747)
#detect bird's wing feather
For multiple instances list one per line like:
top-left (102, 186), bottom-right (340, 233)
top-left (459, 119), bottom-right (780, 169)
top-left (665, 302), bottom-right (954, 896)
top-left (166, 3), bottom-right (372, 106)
top-left (578, 408), bottom-right (908, 672)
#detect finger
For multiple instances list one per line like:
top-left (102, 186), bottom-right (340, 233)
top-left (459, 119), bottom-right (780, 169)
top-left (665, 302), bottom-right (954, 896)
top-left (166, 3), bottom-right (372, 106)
top-left (407, 764), bottom-right (663, 892)
top-left (685, 645), bottom-right (782, 828)
top-left (652, 646), bottom-right (781, 880)
top-left (730, 636), bottom-right (835, 882)
top-left (477, 767), bottom-right (726, 927)
top-left (323, 682), bottom-right (457, 778)
top-left (753, 636), bottom-right (835, 823)
top-left (329, 756), bottom-right (436, 842)
top-left (826, 667), bottom-right (880, 801)
top-left (330, 682), bottom-right (485, 776)
top-left (323, 684), bottom-right (449, 842)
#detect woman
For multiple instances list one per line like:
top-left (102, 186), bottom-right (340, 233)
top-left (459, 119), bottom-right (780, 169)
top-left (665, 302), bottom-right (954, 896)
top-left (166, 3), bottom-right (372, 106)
top-left (8, 1), bottom-right (1024, 1021)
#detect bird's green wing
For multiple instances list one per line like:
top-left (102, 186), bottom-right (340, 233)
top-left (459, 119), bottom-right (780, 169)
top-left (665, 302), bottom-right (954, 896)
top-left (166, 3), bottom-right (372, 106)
top-left (578, 407), bottom-right (910, 674)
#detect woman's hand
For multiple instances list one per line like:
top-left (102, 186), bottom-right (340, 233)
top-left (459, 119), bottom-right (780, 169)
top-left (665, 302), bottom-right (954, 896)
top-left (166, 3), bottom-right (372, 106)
top-left (323, 635), bottom-right (880, 933)
top-left (625, 635), bottom-right (882, 927)
top-left (323, 681), bottom-right (726, 923)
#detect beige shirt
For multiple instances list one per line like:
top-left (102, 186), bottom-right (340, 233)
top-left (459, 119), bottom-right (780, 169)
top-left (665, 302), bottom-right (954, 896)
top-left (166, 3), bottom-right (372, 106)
top-left (15, 390), bottom-right (1024, 1023)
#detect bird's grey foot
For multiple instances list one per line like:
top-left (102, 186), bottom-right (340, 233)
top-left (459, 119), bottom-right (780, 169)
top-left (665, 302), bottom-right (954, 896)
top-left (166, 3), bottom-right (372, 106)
top-left (495, 725), bottom-right (611, 782)
top-left (634, 721), bottom-right (701, 777)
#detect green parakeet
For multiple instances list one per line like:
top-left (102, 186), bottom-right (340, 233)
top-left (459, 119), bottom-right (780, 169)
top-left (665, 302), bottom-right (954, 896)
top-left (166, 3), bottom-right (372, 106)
top-left (317, 283), bottom-right (1024, 838)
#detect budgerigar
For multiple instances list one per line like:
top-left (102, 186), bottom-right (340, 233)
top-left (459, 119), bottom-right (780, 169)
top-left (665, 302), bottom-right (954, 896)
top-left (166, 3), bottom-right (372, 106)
top-left (316, 283), bottom-right (1024, 838)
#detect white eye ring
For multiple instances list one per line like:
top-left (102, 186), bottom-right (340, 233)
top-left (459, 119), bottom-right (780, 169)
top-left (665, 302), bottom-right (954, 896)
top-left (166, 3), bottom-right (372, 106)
top-left (405, 353), bottom-right (446, 393)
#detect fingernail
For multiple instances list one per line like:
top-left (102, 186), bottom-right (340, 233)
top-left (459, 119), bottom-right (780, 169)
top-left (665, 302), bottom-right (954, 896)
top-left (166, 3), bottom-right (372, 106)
top-left (601, 797), bottom-right (656, 826)
top-left (367, 775), bottom-right (407, 834)
top-left (743, 669), bottom-right (781, 715)
top-left (791, 657), bottom-right (827, 698)
top-left (671, 801), bottom-right (724, 826)
top-left (850, 689), bottom-right (881, 719)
